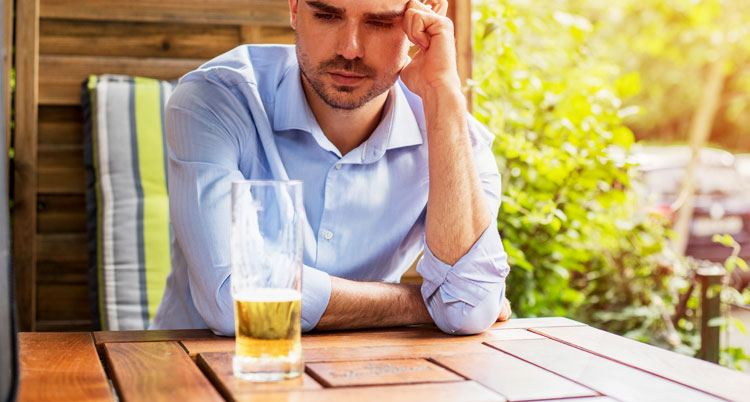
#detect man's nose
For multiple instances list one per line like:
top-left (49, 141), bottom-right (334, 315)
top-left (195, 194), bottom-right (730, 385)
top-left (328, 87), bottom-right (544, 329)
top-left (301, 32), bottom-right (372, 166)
top-left (337, 22), bottom-right (364, 60)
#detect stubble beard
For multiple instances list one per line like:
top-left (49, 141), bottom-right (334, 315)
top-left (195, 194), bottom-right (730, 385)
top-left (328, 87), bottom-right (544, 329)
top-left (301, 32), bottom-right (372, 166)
top-left (296, 36), bottom-right (400, 111)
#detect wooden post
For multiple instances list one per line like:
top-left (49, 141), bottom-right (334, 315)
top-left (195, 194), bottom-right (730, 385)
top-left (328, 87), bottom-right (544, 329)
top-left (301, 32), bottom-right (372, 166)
top-left (447, 0), bottom-right (472, 111)
top-left (3, 0), bottom-right (11, 182)
top-left (14, 0), bottom-right (40, 332)
top-left (697, 266), bottom-right (724, 364)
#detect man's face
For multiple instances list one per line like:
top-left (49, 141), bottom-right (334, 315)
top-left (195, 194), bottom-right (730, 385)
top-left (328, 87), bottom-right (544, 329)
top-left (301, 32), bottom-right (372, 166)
top-left (290, 0), bottom-right (411, 110)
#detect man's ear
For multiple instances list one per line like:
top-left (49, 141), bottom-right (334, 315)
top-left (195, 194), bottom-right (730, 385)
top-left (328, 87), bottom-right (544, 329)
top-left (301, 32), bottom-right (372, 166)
top-left (289, 0), bottom-right (298, 30)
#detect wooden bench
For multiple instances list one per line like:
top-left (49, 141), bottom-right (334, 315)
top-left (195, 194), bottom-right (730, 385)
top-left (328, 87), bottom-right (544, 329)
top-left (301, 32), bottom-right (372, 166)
top-left (11, 0), bottom-right (474, 331)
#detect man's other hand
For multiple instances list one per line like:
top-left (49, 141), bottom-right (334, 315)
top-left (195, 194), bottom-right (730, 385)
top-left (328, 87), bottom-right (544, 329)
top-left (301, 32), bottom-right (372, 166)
top-left (497, 297), bottom-right (512, 321)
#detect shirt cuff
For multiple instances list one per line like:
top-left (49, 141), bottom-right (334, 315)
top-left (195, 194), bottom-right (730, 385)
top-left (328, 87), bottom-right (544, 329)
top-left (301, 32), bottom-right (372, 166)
top-left (417, 223), bottom-right (510, 307)
top-left (301, 264), bottom-right (332, 332)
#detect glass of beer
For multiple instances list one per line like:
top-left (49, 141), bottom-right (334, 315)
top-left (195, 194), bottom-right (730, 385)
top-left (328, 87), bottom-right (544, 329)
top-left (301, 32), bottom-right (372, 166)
top-left (231, 180), bottom-right (303, 382)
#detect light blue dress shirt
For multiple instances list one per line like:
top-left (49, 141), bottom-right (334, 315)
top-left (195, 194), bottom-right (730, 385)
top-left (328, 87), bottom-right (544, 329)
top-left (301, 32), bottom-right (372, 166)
top-left (150, 45), bottom-right (510, 335)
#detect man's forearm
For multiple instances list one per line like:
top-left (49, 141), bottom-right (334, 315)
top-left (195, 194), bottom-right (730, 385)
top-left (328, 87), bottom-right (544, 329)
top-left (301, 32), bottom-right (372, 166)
top-left (423, 84), bottom-right (492, 265)
top-left (314, 276), bottom-right (432, 331)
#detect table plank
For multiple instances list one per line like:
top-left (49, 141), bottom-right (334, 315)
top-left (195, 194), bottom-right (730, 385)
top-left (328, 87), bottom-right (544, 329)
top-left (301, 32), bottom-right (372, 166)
top-left (302, 327), bottom-right (544, 348)
top-left (433, 353), bottom-right (597, 401)
top-left (18, 332), bottom-right (114, 402)
top-left (181, 338), bottom-right (501, 361)
top-left (180, 329), bottom-right (543, 357)
top-left (196, 352), bottom-right (321, 401)
top-left (531, 325), bottom-right (750, 402)
top-left (104, 341), bottom-right (223, 402)
top-left (489, 317), bottom-right (586, 330)
top-left (234, 381), bottom-right (504, 402)
top-left (486, 339), bottom-right (722, 402)
top-left (307, 358), bottom-right (464, 387)
top-left (94, 329), bottom-right (220, 345)
top-left (303, 342), bottom-right (497, 362)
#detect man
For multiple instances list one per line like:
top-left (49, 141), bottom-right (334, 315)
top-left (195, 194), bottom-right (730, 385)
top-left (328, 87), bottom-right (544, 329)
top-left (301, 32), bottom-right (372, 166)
top-left (151, 0), bottom-right (511, 335)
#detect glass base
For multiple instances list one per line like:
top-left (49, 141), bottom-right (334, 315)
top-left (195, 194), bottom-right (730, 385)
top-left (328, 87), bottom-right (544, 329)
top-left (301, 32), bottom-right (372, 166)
top-left (233, 354), bottom-right (303, 382)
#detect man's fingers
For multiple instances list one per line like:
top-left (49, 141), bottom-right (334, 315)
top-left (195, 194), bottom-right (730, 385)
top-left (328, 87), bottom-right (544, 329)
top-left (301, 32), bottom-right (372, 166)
top-left (404, 8), bottom-right (431, 50)
top-left (497, 297), bottom-right (512, 321)
top-left (423, 0), bottom-right (448, 16)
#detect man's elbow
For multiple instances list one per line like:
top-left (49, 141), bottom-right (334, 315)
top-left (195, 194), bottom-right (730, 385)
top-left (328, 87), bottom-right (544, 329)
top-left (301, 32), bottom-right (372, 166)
top-left (430, 292), bottom-right (501, 335)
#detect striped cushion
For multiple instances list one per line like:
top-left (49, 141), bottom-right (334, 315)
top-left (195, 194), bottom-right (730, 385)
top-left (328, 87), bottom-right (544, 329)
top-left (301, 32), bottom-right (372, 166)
top-left (82, 75), bottom-right (175, 330)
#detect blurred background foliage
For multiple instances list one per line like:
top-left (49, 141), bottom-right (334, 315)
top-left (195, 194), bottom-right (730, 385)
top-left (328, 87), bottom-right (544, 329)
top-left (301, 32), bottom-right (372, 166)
top-left (472, 0), bottom-right (750, 368)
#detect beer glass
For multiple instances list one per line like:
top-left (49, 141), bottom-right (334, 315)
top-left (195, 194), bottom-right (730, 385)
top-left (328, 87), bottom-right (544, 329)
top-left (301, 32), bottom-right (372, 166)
top-left (231, 180), bottom-right (303, 382)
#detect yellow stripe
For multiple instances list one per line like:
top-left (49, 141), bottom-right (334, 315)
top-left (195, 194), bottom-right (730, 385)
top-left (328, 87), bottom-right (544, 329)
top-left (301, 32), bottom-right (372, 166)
top-left (134, 77), bottom-right (171, 321)
top-left (87, 75), bottom-right (108, 330)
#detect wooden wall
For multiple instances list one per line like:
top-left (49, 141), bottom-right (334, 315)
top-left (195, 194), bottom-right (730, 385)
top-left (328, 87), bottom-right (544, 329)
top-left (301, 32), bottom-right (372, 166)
top-left (12, 0), bottom-right (473, 331)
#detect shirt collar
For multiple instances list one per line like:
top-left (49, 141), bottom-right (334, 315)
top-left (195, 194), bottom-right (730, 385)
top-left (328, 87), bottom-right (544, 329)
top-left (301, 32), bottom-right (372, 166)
top-left (272, 65), bottom-right (424, 162)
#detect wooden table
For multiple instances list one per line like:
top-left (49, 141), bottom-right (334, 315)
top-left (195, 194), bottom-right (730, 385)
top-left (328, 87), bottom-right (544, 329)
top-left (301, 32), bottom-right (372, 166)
top-left (17, 317), bottom-right (750, 402)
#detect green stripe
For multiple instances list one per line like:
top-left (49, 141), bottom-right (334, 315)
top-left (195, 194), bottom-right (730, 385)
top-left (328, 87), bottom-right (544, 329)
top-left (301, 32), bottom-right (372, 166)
top-left (134, 77), bottom-right (171, 321)
top-left (87, 75), bottom-right (108, 331)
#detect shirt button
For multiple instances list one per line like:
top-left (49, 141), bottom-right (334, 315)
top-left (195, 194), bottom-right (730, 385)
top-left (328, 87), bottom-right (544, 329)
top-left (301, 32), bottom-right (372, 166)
top-left (335, 163), bottom-right (342, 170)
top-left (323, 230), bottom-right (334, 240)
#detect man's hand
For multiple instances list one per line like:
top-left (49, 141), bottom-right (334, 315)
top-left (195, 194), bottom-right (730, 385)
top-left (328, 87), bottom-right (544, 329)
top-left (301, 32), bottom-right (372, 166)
top-left (497, 297), bottom-right (512, 321)
top-left (400, 0), bottom-right (460, 97)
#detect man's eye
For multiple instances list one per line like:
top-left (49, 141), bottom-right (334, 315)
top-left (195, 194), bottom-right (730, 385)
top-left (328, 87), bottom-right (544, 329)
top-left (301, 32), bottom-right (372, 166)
top-left (314, 13), bottom-right (337, 21)
top-left (368, 21), bottom-right (394, 29)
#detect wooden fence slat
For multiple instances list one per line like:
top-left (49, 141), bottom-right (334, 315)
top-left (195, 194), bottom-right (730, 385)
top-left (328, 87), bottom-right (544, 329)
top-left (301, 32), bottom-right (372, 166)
top-left (37, 233), bottom-right (87, 263)
top-left (18, 333), bottom-right (114, 401)
top-left (104, 341), bottom-right (224, 402)
top-left (41, 19), bottom-right (243, 59)
top-left (486, 339), bottom-right (720, 402)
top-left (196, 352), bottom-right (321, 401)
top-left (38, 105), bottom-right (84, 145)
top-left (37, 194), bottom-right (86, 233)
top-left (36, 282), bottom-right (90, 321)
top-left (433, 353), bottom-right (597, 401)
top-left (531, 325), bottom-right (750, 402)
top-left (14, 0), bottom-right (40, 332)
top-left (40, 0), bottom-right (290, 26)
top-left (38, 54), bottom-right (205, 105)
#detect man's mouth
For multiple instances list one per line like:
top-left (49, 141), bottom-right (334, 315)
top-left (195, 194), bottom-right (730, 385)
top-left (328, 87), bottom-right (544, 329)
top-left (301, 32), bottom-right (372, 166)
top-left (328, 71), bottom-right (367, 86)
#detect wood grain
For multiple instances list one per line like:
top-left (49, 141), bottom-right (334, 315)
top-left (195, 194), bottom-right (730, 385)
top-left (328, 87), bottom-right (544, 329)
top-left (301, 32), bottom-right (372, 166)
top-left (196, 352), bottom-right (322, 401)
top-left (104, 341), bottom-right (224, 402)
top-left (14, 0), bottom-right (40, 333)
top-left (41, 19), bottom-right (241, 59)
top-left (40, 0), bottom-right (291, 26)
top-left (38, 105), bottom-right (84, 145)
top-left (229, 381), bottom-right (504, 402)
top-left (18, 332), bottom-right (114, 401)
top-left (304, 342), bottom-right (497, 363)
top-left (37, 233), bottom-right (88, 263)
top-left (433, 353), bottom-right (597, 401)
top-left (38, 55), bottom-right (204, 105)
top-left (489, 317), bottom-right (586, 330)
top-left (486, 339), bottom-right (720, 402)
top-left (181, 337), bottom-right (501, 361)
top-left (301, 327), bottom-right (544, 349)
top-left (95, 328), bottom-right (221, 345)
top-left (531, 325), bottom-right (750, 402)
top-left (36, 282), bottom-right (90, 321)
top-left (307, 359), bottom-right (463, 387)
top-left (37, 194), bottom-right (86, 233)
top-left (447, 0), bottom-right (473, 109)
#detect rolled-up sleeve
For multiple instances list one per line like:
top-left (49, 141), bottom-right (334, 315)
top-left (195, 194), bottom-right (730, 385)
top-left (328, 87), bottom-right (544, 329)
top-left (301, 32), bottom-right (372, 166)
top-left (416, 116), bottom-right (510, 335)
top-left (165, 76), bottom-right (332, 335)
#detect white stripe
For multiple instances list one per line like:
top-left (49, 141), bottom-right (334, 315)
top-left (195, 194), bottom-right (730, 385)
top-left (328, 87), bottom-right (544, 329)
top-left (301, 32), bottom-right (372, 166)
top-left (96, 76), bottom-right (119, 330)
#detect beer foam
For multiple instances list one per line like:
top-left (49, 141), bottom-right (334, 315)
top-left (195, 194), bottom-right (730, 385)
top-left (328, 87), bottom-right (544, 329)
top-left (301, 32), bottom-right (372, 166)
top-left (234, 288), bottom-right (302, 302)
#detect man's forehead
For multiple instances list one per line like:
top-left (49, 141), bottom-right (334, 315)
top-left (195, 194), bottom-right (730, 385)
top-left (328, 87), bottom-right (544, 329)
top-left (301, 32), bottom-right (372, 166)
top-left (304, 0), bottom-right (410, 15)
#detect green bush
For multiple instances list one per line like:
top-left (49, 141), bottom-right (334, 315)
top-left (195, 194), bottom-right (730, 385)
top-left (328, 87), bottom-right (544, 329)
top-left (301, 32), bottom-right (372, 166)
top-left (473, 0), bottom-right (696, 354)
